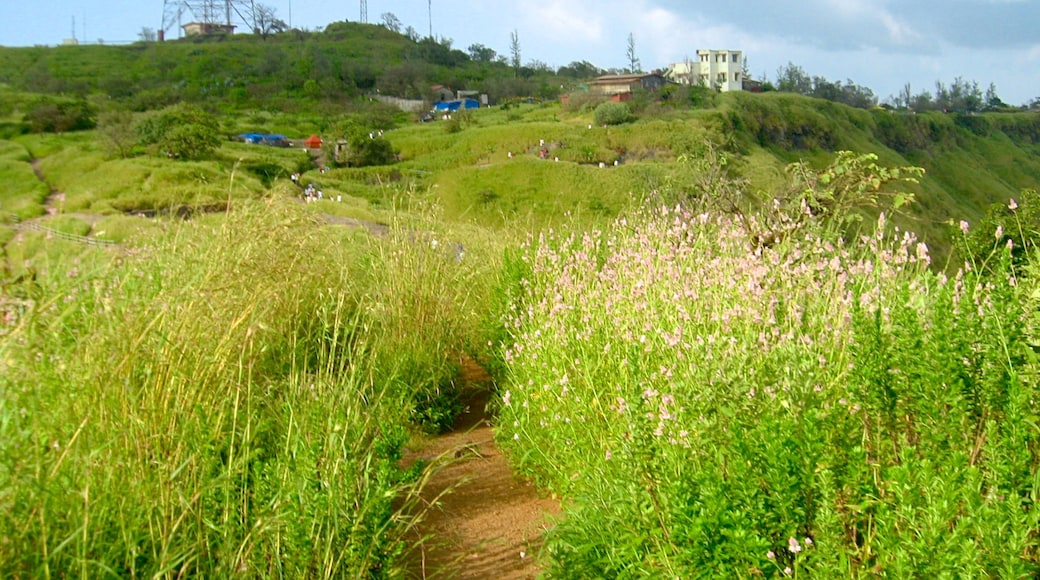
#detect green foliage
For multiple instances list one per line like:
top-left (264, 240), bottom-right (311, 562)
top-left (593, 101), bottom-right (633, 126)
top-left (0, 140), bottom-right (49, 221)
top-left (0, 200), bottom-right (498, 576)
top-left (954, 189), bottom-right (1040, 272)
top-left (725, 92), bottom-right (840, 151)
top-left (497, 202), bottom-right (1040, 576)
top-left (24, 98), bottom-right (96, 133)
top-left (95, 108), bottom-right (137, 158)
top-left (135, 103), bottom-right (223, 160)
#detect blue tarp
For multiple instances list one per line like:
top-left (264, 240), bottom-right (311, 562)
top-left (238, 133), bottom-right (291, 147)
top-left (433, 98), bottom-right (480, 112)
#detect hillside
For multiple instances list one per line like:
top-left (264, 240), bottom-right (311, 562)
top-left (0, 21), bottom-right (550, 111)
top-left (4, 30), bottom-right (1040, 578)
top-left (2, 88), bottom-right (1039, 267)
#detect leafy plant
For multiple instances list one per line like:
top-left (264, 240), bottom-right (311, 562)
top-left (24, 98), bottom-right (96, 133)
top-left (593, 101), bottom-right (633, 126)
top-left (135, 103), bottom-right (223, 160)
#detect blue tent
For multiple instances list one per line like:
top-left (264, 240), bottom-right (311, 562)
top-left (239, 132), bottom-right (267, 144)
top-left (433, 98), bottom-right (480, 112)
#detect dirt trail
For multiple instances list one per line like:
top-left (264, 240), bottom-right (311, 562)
top-left (403, 359), bottom-right (560, 579)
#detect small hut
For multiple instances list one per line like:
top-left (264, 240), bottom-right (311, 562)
top-left (303, 135), bottom-right (323, 149)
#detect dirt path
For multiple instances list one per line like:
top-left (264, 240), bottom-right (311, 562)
top-left (403, 359), bottom-right (560, 579)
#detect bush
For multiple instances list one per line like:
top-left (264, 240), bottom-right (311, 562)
top-left (24, 98), bottom-right (96, 133)
top-left (593, 101), bottom-right (633, 126)
top-left (135, 103), bottom-right (223, 160)
top-left (499, 206), bottom-right (1040, 577)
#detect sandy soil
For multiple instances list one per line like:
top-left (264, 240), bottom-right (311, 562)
top-left (402, 360), bottom-right (560, 579)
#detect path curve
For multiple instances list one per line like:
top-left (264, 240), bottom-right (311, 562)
top-left (403, 358), bottom-right (559, 579)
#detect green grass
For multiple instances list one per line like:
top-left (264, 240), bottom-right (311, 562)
top-left (0, 198), bottom-right (507, 576)
top-left (2, 88), bottom-right (1040, 577)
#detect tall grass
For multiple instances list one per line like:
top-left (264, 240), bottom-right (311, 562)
top-left (0, 198), bottom-right (489, 576)
top-left (496, 203), bottom-right (1040, 576)
top-left (357, 194), bottom-right (506, 432)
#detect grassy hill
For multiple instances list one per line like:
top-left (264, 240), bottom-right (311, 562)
top-left (2, 88), bottom-right (1038, 265)
top-left (3, 32), bottom-right (1040, 578)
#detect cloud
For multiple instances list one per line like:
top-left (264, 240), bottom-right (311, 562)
top-left (522, 0), bottom-right (605, 46)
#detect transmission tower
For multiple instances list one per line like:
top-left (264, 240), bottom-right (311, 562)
top-left (160, 0), bottom-right (257, 39)
top-left (360, 0), bottom-right (368, 23)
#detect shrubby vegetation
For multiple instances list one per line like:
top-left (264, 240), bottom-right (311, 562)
top-left (593, 101), bottom-right (633, 126)
top-left (24, 97), bottom-right (96, 133)
top-left (2, 28), bottom-right (1040, 574)
top-left (0, 199), bottom-right (495, 576)
top-left (135, 103), bottom-right (223, 160)
top-left (494, 154), bottom-right (1040, 576)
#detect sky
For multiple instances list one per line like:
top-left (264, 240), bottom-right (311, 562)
top-left (2, 0), bottom-right (1038, 105)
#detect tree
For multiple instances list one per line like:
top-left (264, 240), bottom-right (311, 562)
top-left (97, 108), bottom-right (137, 158)
top-left (626, 33), bottom-right (641, 73)
top-left (253, 4), bottom-right (287, 39)
top-left (510, 30), bottom-right (522, 78)
top-left (138, 27), bottom-right (157, 42)
top-left (404, 26), bottom-right (420, 42)
top-left (381, 12), bottom-right (402, 33)
top-left (899, 83), bottom-right (912, 109)
top-left (557, 60), bottom-right (603, 79)
top-left (984, 82), bottom-right (1006, 110)
top-left (467, 43), bottom-right (497, 63)
top-left (776, 62), bottom-right (811, 95)
top-left (135, 103), bottom-right (221, 160)
top-left (525, 60), bottom-right (553, 74)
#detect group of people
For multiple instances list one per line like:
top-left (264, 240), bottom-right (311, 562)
top-left (290, 172), bottom-right (343, 203)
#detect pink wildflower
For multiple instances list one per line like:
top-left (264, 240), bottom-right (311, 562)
top-left (960, 220), bottom-right (970, 235)
top-left (788, 537), bottom-right (802, 554)
top-left (1009, 198), bottom-right (1018, 210)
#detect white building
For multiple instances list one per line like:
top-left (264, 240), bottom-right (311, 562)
top-left (665, 49), bottom-right (743, 92)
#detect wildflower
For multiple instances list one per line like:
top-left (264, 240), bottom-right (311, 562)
top-left (995, 225), bottom-right (1004, 240)
top-left (960, 220), bottom-right (970, 235)
top-left (1009, 198), bottom-right (1018, 210)
top-left (788, 537), bottom-right (802, 554)
top-left (766, 551), bottom-right (775, 560)
top-left (784, 567), bottom-right (792, 575)
top-left (804, 537), bottom-right (813, 547)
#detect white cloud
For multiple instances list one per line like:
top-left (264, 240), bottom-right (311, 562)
top-left (522, 0), bottom-right (605, 46)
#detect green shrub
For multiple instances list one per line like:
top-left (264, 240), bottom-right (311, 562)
top-left (135, 103), bottom-right (222, 160)
top-left (24, 98), bottom-right (96, 133)
top-left (499, 204), bottom-right (1040, 576)
top-left (593, 101), bottom-right (633, 126)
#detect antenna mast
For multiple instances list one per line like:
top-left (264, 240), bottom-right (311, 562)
top-left (360, 0), bottom-right (368, 23)
top-left (161, 0), bottom-right (258, 39)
